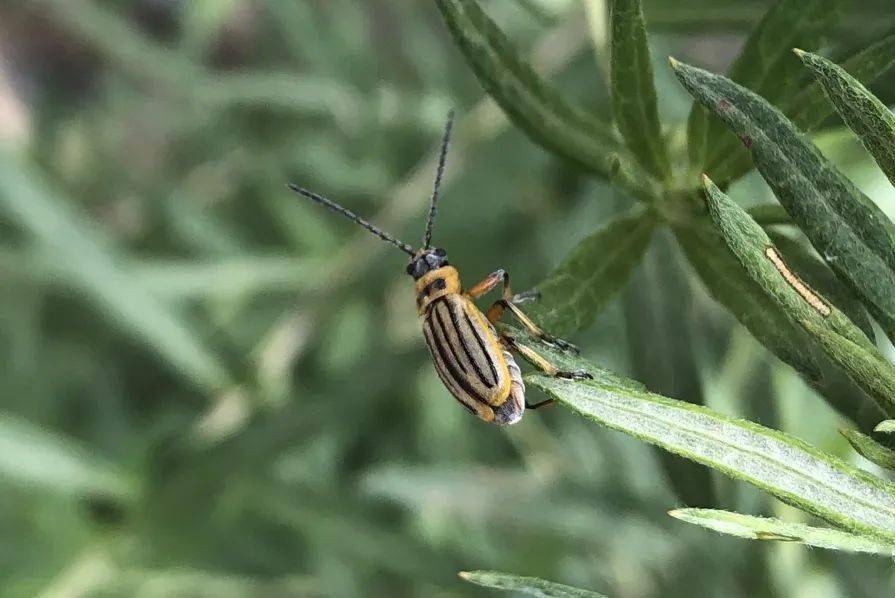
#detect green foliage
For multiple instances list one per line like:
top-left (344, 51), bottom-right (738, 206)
top-left (510, 326), bottom-right (895, 542)
top-left (528, 209), bottom-right (655, 336)
top-left (840, 428), bottom-right (895, 470)
top-left (609, 0), bottom-right (670, 180)
top-left (687, 0), bottom-right (841, 178)
top-left (459, 570), bottom-right (606, 597)
top-left (5, 0), bottom-right (895, 596)
top-left (701, 176), bottom-right (895, 416)
top-left (671, 58), bottom-right (895, 341)
top-left (669, 509), bottom-right (895, 555)
top-left (796, 49), bottom-right (895, 190)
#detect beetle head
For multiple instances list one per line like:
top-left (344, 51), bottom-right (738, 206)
top-left (406, 247), bottom-right (448, 280)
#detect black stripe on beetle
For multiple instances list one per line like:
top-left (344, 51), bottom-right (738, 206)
top-left (445, 300), bottom-right (495, 388)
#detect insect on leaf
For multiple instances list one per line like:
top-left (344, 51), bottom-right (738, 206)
top-left (528, 210), bottom-right (656, 337)
top-left (669, 508), bottom-right (895, 555)
top-left (796, 48), bottom-right (895, 189)
top-left (671, 59), bottom-right (895, 342)
top-left (510, 325), bottom-right (895, 542)
top-left (459, 570), bottom-right (607, 598)
top-left (701, 176), bottom-right (895, 417)
top-left (609, 0), bottom-right (670, 180)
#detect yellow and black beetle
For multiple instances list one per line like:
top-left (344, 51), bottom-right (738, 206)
top-left (289, 111), bottom-right (590, 425)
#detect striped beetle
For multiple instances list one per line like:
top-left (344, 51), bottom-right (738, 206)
top-left (289, 111), bottom-right (591, 425)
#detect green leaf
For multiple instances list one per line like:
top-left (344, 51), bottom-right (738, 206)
top-left (840, 429), bottom-right (895, 470)
top-left (768, 233), bottom-right (875, 342)
top-left (0, 414), bottom-right (133, 500)
top-left (0, 150), bottom-right (232, 393)
top-left (458, 570), bottom-right (606, 598)
top-left (719, 33), bottom-right (895, 184)
top-left (795, 48), bottom-right (895, 188)
top-left (669, 508), bottom-right (895, 555)
top-left (686, 0), bottom-right (840, 171)
top-left (674, 225), bottom-right (882, 432)
top-left (511, 327), bottom-right (895, 541)
top-left (671, 59), bottom-right (895, 342)
top-left (701, 176), bottom-right (895, 416)
top-left (747, 204), bottom-right (792, 227)
top-left (876, 420), bottom-right (895, 434)
top-left (528, 210), bottom-right (656, 337)
top-left (435, 0), bottom-right (656, 198)
top-left (609, 0), bottom-right (670, 179)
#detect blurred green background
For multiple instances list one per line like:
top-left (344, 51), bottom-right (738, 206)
top-left (1, 1), bottom-right (894, 596)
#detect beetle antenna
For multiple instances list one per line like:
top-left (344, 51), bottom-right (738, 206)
top-left (287, 184), bottom-right (415, 256)
top-left (423, 109), bottom-right (455, 249)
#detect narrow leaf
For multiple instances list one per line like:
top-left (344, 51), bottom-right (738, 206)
top-left (840, 429), bottom-right (895, 470)
top-left (876, 420), bottom-right (895, 434)
top-left (720, 33), bottom-right (895, 183)
top-left (768, 233), bottom-right (875, 342)
top-left (459, 570), bottom-right (606, 598)
top-left (610, 0), bottom-right (670, 179)
top-left (435, 0), bottom-right (655, 196)
top-left (0, 414), bottom-right (133, 500)
top-left (687, 0), bottom-right (840, 170)
top-left (669, 509), bottom-right (895, 555)
top-left (747, 204), bottom-right (791, 227)
top-left (795, 48), bottom-right (895, 188)
top-left (0, 150), bottom-right (232, 393)
top-left (674, 226), bottom-right (882, 432)
top-left (512, 327), bottom-right (895, 541)
top-left (700, 176), bottom-right (895, 416)
top-left (671, 59), bottom-right (895, 341)
top-left (528, 210), bottom-right (656, 336)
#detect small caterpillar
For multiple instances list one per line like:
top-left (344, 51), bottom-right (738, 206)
top-left (765, 247), bottom-right (831, 316)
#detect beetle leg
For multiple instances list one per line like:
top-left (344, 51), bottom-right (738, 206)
top-left (465, 268), bottom-right (506, 299)
top-left (525, 398), bottom-right (555, 410)
top-left (503, 335), bottom-right (592, 381)
top-left (474, 269), bottom-right (578, 353)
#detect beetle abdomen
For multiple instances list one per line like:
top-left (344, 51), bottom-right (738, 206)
top-left (421, 295), bottom-right (512, 423)
top-left (493, 349), bottom-right (525, 426)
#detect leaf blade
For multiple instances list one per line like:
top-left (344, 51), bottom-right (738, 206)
top-left (796, 48), bottom-right (895, 188)
top-left (0, 150), bottom-right (232, 393)
top-left (718, 33), bottom-right (895, 184)
top-left (840, 429), bottom-right (895, 470)
top-left (700, 176), bottom-right (895, 416)
top-left (435, 0), bottom-right (657, 199)
top-left (674, 225), bottom-right (882, 432)
top-left (459, 570), bottom-right (606, 598)
top-left (687, 0), bottom-right (841, 173)
top-left (528, 210), bottom-right (656, 336)
top-left (669, 508), bottom-right (895, 555)
top-left (0, 414), bottom-right (133, 500)
top-left (671, 59), bottom-right (895, 341)
top-left (515, 332), bottom-right (895, 541)
top-left (610, 0), bottom-right (670, 179)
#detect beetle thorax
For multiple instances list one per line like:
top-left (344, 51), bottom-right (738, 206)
top-left (415, 266), bottom-right (461, 315)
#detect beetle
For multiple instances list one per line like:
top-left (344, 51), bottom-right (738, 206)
top-left (288, 111), bottom-right (590, 425)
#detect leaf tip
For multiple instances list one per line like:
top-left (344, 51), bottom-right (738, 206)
top-left (667, 55), bottom-right (680, 70)
top-left (458, 571), bottom-right (472, 581)
top-left (792, 47), bottom-right (807, 60)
